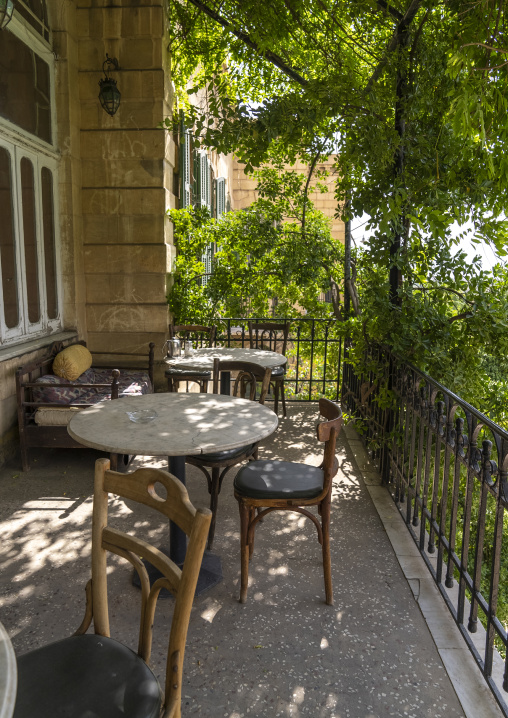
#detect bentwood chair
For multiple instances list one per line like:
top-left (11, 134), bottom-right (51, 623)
top-left (186, 358), bottom-right (273, 550)
top-left (248, 321), bottom-right (290, 417)
top-left (234, 398), bottom-right (342, 605)
top-left (166, 324), bottom-right (216, 393)
top-left (13, 459), bottom-right (211, 718)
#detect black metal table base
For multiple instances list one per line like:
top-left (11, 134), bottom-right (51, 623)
top-left (132, 548), bottom-right (223, 597)
top-left (128, 382), bottom-right (231, 597)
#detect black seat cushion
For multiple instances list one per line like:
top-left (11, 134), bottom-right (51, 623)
top-left (270, 365), bottom-right (285, 377)
top-left (196, 443), bottom-right (256, 463)
top-left (234, 460), bottom-right (324, 499)
top-left (165, 367), bottom-right (211, 378)
top-left (14, 633), bottom-right (161, 718)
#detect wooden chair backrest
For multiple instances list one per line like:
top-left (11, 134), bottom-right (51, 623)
top-left (211, 358), bottom-right (272, 404)
top-left (316, 399), bottom-right (343, 495)
top-left (248, 321), bottom-right (289, 356)
top-left (169, 324), bottom-right (216, 347)
top-left (92, 458), bottom-right (211, 717)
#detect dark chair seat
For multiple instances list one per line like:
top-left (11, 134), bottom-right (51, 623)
top-left (14, 633), bottom-right (161, 718)
top-left (199, 443), bottom-right (255, 462)
top-left (165, 367), bottom-right (211, 378)
top-left (234, 459), bottom-right (324, 500)
top-left (270, 365), bottom-right (285, 377)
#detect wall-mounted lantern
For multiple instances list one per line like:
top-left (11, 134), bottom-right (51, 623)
top-left (98, 54), bottom-right (121, 116)
top-left (0, 0), bottom-right (14, 29)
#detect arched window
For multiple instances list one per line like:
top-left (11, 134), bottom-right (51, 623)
top-left (0, 0), bottom-right (60, 345)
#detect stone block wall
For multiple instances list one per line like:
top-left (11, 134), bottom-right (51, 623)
top-left (77, 0), bottom-right (174, 368)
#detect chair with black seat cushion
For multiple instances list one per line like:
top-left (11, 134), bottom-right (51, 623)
top-left (186, 358), bottom-right (273, 551)
top-left (234, 398), bottom-right (342, 605)
top-left (248, 321), bottom-right (289, 417)
top-left (166, 324), bottom-right (216, 393)
top-left (13, 458), bottom-right (211, 718)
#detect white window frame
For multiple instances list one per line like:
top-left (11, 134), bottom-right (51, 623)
top-left (0, 13), bottom-right (62, 346)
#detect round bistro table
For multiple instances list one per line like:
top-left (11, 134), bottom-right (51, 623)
top-left (165, 346), bottom-right (287, 394)
top-left (68, 392), bottom-right (278, 593)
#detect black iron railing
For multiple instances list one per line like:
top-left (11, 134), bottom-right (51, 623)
top-left (343, 345), bottom-right (508, 715)
top-left (215, 317), bottom-right (343, 402)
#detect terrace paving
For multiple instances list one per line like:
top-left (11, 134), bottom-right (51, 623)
top-left (0, 403), bottom-right (503, 718)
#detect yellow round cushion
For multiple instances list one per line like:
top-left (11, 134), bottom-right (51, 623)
top-left (52, 344), bottom-right (93, 381)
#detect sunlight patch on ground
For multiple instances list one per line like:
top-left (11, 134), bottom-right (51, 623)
top-left (22, 498), bottom-right (76, 510)
top-left (292, 686), bottom-right (305, 704)
top-left (268, 565), bottom-right (288, 576)
top-left (200, 598), bottom-right (222, 623)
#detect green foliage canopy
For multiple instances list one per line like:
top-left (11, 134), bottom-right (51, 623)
top-left (166, 0), bottom-right (508, 421)
top-left (168, 167), bottom-right (345, 322)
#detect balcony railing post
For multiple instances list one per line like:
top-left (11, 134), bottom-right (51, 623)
top-left (445, 416), bottom-right (466, 588)
top-left (381, 353), bottom-right (394, 485)
top-left (468, 440), bottom-right (493, 633)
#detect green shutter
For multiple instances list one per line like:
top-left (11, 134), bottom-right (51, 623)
top-left (216, 177), bottom-right (226, 218)
top-left (193, 148), bottom-right (200, 207)
top-left (180, 125), bottom-right (192, 209)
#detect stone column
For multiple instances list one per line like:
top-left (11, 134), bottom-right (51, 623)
top-left (78, 1), bottom-right (175, 368)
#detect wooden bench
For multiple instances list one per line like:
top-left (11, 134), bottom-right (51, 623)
top-left (16, 340), bottom-right (155, 471)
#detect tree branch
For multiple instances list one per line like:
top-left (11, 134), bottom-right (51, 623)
top-left (413, 285), bottom-right (476, 305)
top-left (448, 310), bottom-right (474, 324)
top-left (376, 0), bottom-right (403, 21)
top-left (364, 0), bottom-right (424, 94)
top-left (329, 277), bottom-right (344, 321)
top-left (186, 0), bottom-right (309, 87)
top-left (345, 277), bottom-right (361, 315)
top-left (302, 151), bottom-right (322, 234)
top-left (460, 42), bottom-right (508, 54)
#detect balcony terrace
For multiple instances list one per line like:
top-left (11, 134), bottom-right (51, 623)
top-left (0, 402), bottom-right (502, 718)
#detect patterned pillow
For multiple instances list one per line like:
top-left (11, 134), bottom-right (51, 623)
top-left (52, 344), bottom-right (93, 381)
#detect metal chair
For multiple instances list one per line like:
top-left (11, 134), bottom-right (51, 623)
top-left (13, 458), bottom-right (211, 718)
top-left (248, 321), bottom-right (289, 417)
top-left (186, 358), bottom-right (272, 550)
top-left (234, 398), bottom-right (342, 605)
top-left (165, 324), bottom-right (216, 393)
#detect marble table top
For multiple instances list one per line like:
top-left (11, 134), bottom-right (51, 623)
top-left (68, 392), bottom-right (278, 456)
top-left (165, 346), bottom-right (287, 371)
top-left (0, 622), bottom-right (17, 718)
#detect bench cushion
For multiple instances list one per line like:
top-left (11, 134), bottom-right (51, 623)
top-left (32, 369), bottom-right (152, 405)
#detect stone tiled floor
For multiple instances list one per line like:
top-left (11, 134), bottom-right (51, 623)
top-left (0, 403), bottom-right (503, 717)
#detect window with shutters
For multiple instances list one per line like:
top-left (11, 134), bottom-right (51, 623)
top-left (178, 123), bottom-right (230, 287)
top-left (0, 7), bottom-right (62, 346)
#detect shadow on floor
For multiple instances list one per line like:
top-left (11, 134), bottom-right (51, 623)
top-left (0, 403), bottom-right (465, 717)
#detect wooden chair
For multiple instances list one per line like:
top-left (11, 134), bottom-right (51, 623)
top-left (233, 398), bottom-right (342, 605)
top-left (166, 324), bottom-right (216, 393)
top-left (13, 458), bottom-right (211, 718)
top-left (248, 321), bottom-right (290, 417)
top-left (186, 358), bottom-right (272, 551)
